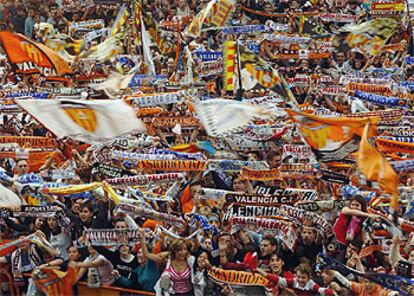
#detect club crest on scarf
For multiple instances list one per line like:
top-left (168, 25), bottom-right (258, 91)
top-left (60, 101), bottom-right (98, 132)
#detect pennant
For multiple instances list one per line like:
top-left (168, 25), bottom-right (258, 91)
top-left (357, 124), bottom-right (399, 206)
top-left (0, 31), bottom-right (72, 77)
top-left (287, 109), bottom-right (377, 161)
top-left (16, 99), bottom-right (146, 144)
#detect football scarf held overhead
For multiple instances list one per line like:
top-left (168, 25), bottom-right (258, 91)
top-left (208, 267), bottom-right (270, 287)
top-left (225, 192), bottom-right (311, 206)
top-left (85, 229), bottom-right (142, 246)
top-left (150, 116), bottom-right (201, 129)
top-left (354, 91), bottom-right (408, 107)
top-left (111, 150), bottom-right (175, 162)
top-left (254, 186), bottom-right (318, 200)
top-left (228, 204), bottom-right (284, 217)
top-left (318, 254), bottom-right (414, 296)
top-left (16, 99), bottom-right (146, 144)
top-left (241, 168), bottom-right (281, 181)
top-left (126, 92), bottom-right (182, 107)
top-left (231, 216), bottom-right (296, 250)
top-left (136, 160), bottom-right (207, 171)
top-left (115, 203), bottom-right (185, 226)
top-left (287, 109), bottom-right (377, 162)
top-left (106, 173), bottom-right (185, 186)
top-left (91, 163), bottom-right (134, 179)
top-left (376, 138), bottom-right (414, 154)
top-left (0, 136), bottom-right (57, 149)
top-left (13, 205), bottom-right (59, 218)
top-left (207, 159), bottom-right (269, 172)
top-left (297, 200), bottom-right (348, 212)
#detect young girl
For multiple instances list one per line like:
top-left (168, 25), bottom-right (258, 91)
top-left (333, 195), bottom-right (377, 249)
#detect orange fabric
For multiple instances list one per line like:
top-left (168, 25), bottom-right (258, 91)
top-left (142, 219), bottom-right (160, 231)
top-left (34, 266), bottom-right (76, 296)
top-left (0, 150), bottom-right (65, 172)
top-left (0, 31), bottom-right (72, 76)
top-left (351, 282), bottom-right (389, 296)
top-left (357, 124), bottom-right (399, 207)
top-left (0, 239), bottom-right (16, 257)
top-left (180, 185), bottom-right (191, 205)
top-left (182, 199), bottom-right (195, 213)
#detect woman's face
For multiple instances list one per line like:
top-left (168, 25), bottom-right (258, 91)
top-left (47, 217), bottom-right (58, 230)
top-left (137, 249), bottom-right (147, 264)
top-left (34, 218), bottom-right (45, 229)
top-left (197, 252), bottom-right (208, 269)
top-left (233, 178), bottom-right (246, 192)
top-left (269, 255), bottom-right (283, 274)
top-left (79, 207), bottom-right (93, 223)
top-left (88, 244), bottom-right (97, 256)
top-left (119, 245), bottom-right (130, 257)
top-left (296, 271), bottom-right (309, 288)
top-left (349, 200), bottom-right (362, 211)
top-left (175, 244), bottom-right (188, 261)
top-left (68, 246), bottom-right (80, 261)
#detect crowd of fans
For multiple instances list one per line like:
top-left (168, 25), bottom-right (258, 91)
top-left (0, 0), bottom-right (413, 296)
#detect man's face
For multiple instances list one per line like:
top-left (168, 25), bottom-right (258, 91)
top-left (15, 160), bottom-right (29, 175)
top-left (115, 221), bottom-right (128, 230)
top-left (336, 53), bottom-right (345, 64)
top-left (302, 226), bottom-right (315, 244)
top-left (261, 239), bottom-right (275, 256)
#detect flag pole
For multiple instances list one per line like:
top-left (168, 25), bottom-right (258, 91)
top-left (236, 39), bottom-right (243, 101)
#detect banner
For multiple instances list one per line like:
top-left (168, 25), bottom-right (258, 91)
top-left (16, 99), bottom-right (146, 143)
top-left (199, 59), bottom-right (223, 78)
top-left (208, 267), bottom-right (270, 287)
top-left (85, 229), bottom-right (142, 246)
top-left (223, 40), bottom-right (235, 92)
top-left (136, 160), bottom-right (207, 171)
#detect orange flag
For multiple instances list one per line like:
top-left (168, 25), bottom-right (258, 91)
top-left (357, 124), bottom-right (399, 208)
top-left (0, 31), bottom-right (72, 76)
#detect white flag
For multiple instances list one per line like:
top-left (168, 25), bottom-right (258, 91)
top-left (193, 98), bottom-right (285, 137)
top-left (16, 99), bottom-right (146, 143)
